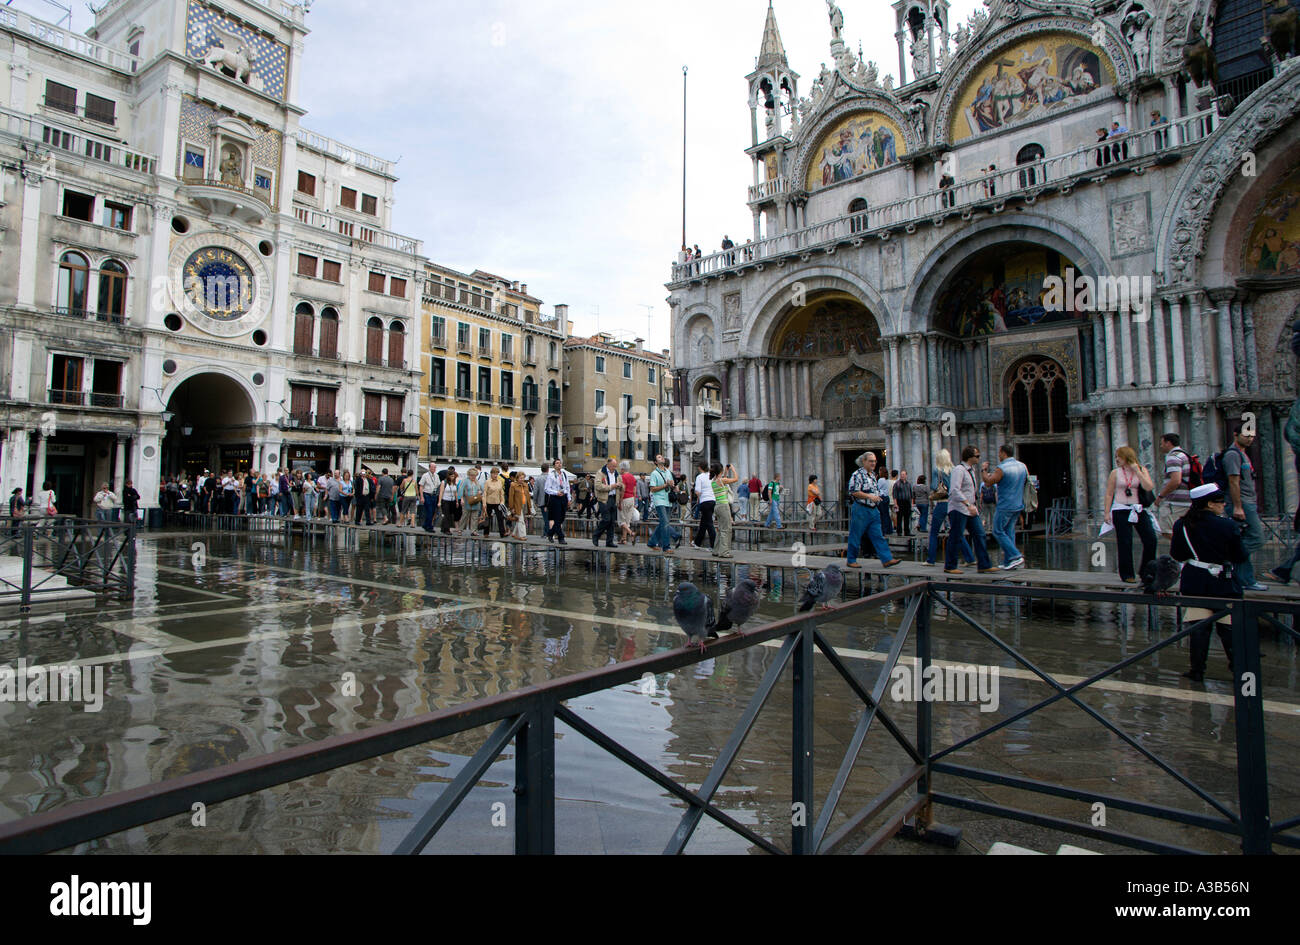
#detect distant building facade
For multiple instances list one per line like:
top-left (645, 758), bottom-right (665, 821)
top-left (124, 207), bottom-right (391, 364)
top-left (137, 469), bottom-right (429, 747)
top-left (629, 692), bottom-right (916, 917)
top-left (563, 334), bottom-right (669, 474)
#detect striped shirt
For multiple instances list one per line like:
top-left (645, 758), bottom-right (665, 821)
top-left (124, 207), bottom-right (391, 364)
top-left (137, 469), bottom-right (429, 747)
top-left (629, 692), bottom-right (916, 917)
top-left (1163, 448), bottom-right (1191, 505)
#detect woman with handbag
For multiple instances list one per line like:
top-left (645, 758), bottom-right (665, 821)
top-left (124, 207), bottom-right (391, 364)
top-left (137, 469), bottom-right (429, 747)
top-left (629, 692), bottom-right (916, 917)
top-left (925, 451), bottom-right (974, 566)
top-left (438, 469), bottom-right (461, 534)
top-left (806, 475), bottom-right (824, 531)
top-left (1104, 445), bottom-right (1158, 584)
top-left (507, 471), bottom-right (530, 540)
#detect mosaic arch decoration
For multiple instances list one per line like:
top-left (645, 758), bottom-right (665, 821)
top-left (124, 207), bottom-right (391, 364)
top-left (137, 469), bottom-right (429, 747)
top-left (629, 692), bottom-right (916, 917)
top-left (821, 366), bottom-right (885, 429)
top-left (935, 242), bottom-right (1085, 337)
top-left (948, 32), bottom-right (1115, 142)
top-left (1243, 163), bottom-right (1300, 276)
top-left (772, 292), bottom-right (882, 358)
top-left (804, 111), bottom-right (908, 192)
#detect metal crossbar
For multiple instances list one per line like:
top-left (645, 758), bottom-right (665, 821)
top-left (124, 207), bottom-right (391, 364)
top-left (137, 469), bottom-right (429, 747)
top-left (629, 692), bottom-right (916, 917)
top-left (0, 580), bottom-right (1293, 855)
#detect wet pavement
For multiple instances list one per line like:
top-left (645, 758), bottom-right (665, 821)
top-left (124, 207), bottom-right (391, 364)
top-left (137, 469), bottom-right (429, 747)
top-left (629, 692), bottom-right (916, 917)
top-left (0, 531), bottom-right (1296, 854)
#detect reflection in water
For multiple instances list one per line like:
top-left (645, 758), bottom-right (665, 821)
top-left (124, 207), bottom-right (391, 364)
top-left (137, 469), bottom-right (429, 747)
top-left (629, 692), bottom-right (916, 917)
top-left (0, 534), bottom-right (1294, 854)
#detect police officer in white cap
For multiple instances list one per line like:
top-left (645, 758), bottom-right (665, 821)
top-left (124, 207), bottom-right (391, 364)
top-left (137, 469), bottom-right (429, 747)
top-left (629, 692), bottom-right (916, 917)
top-left (1170, 483), bottom-right (1249, 682)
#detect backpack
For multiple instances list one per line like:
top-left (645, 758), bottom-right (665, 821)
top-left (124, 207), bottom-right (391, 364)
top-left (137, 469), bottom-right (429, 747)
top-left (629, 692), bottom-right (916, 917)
top-left (761, 483), bottom-right (772, 501)
top-left (1022, 475), bottom-right (1039, 514)
top-left (1185, 452), bottom-right (1204, 488)
top-left (1200, 449), bottom-right (1232, 493)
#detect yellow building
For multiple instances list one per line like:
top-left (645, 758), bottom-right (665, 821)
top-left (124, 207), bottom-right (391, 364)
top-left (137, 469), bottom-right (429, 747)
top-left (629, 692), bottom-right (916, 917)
top-left (562, 334), bottom-right (669, 474)
top-left (419, 266), bottom-right (565, 469)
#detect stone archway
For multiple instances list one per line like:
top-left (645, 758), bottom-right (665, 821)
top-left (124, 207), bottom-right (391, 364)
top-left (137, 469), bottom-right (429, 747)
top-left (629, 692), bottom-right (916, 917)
top-left (162, 371), bottom-right (260, 477)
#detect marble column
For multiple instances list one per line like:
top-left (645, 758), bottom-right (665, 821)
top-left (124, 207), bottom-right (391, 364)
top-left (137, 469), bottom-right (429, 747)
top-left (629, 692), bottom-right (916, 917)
top-left (1152, 298), bottom-right (1168, 386)
top-left (1110, 410), bottom-right (1129, 455)
top-left (1283, 435), bottom-right (1299, 525)
top-left (1104, 313), bottom-right (1120, 389)
top-left (1135, 305), bottom-right (1152, 386)
top-left (1190, 407), bottom-right (1208, 459)
top-left (1242, 298), bottom-right (1258, 391)
top-left (1094, 415), bottom-right (1113, 507)
top-left (31, 432), bottom-right (47, 491)
top-left (773, 436), bottom-right (786, 486)
top-left (1168, 297), bottom-right (1186, 384)
top-left (1257, 408), bottom-right (1277, 514)
top-left (1092, 318), bottom-right (1108, 389)
top-left (1136, 408), bottom-right (1154, 472)
top-left (114, 435), bottom-right (129, 490)
top-left (792, 434), bottom-right (805, 498)
top-left (800, 362), bottom-right (812, 416)
top-left (1, 428), bottom-right (30, 498)
top-left (888, 339), bottom-right (902, 404)
top-left (757, 359), bottom-right (770, 418)
top-left (926, 337), bottom-right (940, 405)
top-left (1071, 419), bottom-right (1089, 511)
top-left (1229, 298), bottom-right (1246, 392)
top-left (909, 335), bottom-right (924, 404)
top-left (1119, 309), bottom-right (1135, 386)
top-left (1187, 297), bottom-right (1207, 383)
top-left (1213, 291), bottom-right (1236, 394)
top-left (928, 423), bottom-right (942, 480)
top-left (785, 362), bottom-right (796, 416)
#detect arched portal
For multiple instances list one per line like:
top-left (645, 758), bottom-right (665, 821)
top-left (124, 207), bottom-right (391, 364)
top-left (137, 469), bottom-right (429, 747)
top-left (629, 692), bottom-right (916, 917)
top-left (1004, 355), bottom-right (1072, 522)
top-left (162, 371), bottom-right (259, 478)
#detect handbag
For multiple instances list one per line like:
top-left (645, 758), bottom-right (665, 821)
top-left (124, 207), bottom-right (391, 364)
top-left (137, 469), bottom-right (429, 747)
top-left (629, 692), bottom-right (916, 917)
top-left (929, 484), bottom-right (948, 502)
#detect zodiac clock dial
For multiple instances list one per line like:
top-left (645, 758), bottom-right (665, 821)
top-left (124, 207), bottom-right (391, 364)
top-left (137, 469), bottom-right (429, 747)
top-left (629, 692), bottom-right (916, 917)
top-left (183, 247), bottom-right (254, 320)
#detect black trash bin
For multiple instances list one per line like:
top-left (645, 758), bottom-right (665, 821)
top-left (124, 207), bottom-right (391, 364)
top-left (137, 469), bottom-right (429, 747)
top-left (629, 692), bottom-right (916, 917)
top-left (147, 507), bottom-right (164, 529)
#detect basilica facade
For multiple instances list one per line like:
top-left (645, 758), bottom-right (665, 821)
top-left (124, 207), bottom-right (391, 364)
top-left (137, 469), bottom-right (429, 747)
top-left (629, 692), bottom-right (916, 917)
top-left (667, 0), bottom-right (1300, 520)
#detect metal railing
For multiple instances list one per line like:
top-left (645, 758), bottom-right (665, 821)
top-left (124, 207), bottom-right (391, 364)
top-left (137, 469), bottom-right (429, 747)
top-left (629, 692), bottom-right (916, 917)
top-left (521, 395), bottom-right (539, 413)
top-left (0, 580), bottom-right (1292, 854)
top-left (431, 331), bottom-right (447, 349)
top-left (679, 107), bottom-right (1218, 283)
top-left (546, 399), bottom-right (562, 416)
top-left (361, 419), bottom-right (404, 433)
top-left (0, 517), bottom-right (136, 611)
top-left (0, 105), bottom-right (156, 173)
top-left (292, 205), bottom-right (420, 255)
top-left (46, 389), bottom-right (125, 408)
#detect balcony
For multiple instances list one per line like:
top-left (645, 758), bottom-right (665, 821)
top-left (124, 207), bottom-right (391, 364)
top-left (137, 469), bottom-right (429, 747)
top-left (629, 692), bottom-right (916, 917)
top-left (454, 387), bottom-right (473, 401)
top-left (456, 338), bottom-right (473, 355)
top-left (746, 176), bottom-right (789, 203)
top-left (181, 177), bottom-right (272, 225)
top-left (476, 391), bottom-right (494, 405)
top-left (501, 347), bottom-right (514, 364)
top-left (291, 204), bottom-right (421, 255)
top-left (477, 345), bottom-right (493, 359)
top-left (673, 107), bottom-right (1220, 285)
top-left (547, 360), bottom-right (561, 371)
top-left (546, 399), bottom-right (562, 417)
top-left (431, 331), bottom-right (447, 350)
top-left (498, 445), bottom-right (519, 461)
top-left (48, 389), bottom-right (124, 408)
top-left (296, 128), bottom-right (394, 177)
top-left (523, 353), bottom-right (537, 366)
top-left (288, 412), bottom-right (338, 430)
top-left (522, 395), bottom-right (539, 414)
top-left (366, 356), bottom-right (407, 370)
top-left (453, 441), bottom-right (470, 458)
top-left (499, 395), bottom-right (516, 408)
top-left (0, 9), bottom-right (140, 73)
top-left (362, 419), bottom-right (405, 434)
top-left (0, 105), bottom-right (156, 175)
top-left (474, 441), bottom-right (492, 460)
top-left (429, 384), bottom-right (448, 398)
top-left (429, 441), bottom-right (446, 457)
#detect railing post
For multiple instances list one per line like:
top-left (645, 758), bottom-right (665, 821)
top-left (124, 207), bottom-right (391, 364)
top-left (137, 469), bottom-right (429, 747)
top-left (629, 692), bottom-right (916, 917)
top-left (916, 589), bottom-right (932, 814)
top-left (515, 699), bottom-right (555, 854)
top-left (791, 622), bottom-right (814, 854)
top-left (20, 524), bottom-right (32, 612)
top-left (1231, 601), bottom-right (1271, 854)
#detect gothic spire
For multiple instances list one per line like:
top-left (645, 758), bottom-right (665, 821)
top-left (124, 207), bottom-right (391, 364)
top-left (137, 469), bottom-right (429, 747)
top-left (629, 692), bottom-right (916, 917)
top-left (756, 1), bottom-right (789, 70)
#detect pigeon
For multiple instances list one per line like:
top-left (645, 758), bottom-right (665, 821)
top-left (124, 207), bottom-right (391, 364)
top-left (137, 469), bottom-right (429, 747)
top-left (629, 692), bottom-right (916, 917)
top-left (712, 578), bottom-right (762, 635)
top-left (798, 564), bottom-right (844, 612)
top-left (1141, 554), bottom-right (1181, 595)
top-left (673, 581), bottom-right (715, 651)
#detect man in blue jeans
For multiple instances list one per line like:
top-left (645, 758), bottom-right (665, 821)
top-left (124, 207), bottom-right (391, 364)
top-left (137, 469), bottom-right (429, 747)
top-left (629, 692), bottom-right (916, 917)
top-left (981, 443), bottom-right (1028, 570)
top-left (1223, 428), bottom-right (1267, 591)
top-left (845, 451), bottom-right (899, 569)
top-left (646, 454), bottom-right (676, 554)
top-left (945, 445), bottom-right (997, 574)
top-left (764, 474), bottom-right (783, 528)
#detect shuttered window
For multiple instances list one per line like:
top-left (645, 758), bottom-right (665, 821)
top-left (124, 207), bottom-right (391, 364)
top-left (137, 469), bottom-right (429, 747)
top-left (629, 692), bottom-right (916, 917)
top-left (289, 385), bottom-right (313, 420)
top-left (319, 309), bottom-right (339, 359)
top-left (296, 254), bottom-right (317, 278)
top-left (368, 271), bottom-right (385, 293)
top-left (365, 319), bottom-right (384, 365)
top-left (293, 304), bottom-right (314, 354)
top-left (316, 387), bottom-right (337, 424)
top-left (322, 260), bottom-right (341, 283)
top-left (387, 323), bottom-right (405, 368)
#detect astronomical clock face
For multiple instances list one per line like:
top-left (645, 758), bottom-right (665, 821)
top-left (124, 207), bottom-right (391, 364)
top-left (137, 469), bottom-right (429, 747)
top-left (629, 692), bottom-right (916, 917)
top-left (183, 247), bottom-right (254, 319)
top-left (168, 232), bottom-right (271, 337)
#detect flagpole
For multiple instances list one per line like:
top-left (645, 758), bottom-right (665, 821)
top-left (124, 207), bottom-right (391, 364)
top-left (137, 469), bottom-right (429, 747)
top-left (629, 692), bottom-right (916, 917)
top-left (681, 65), bottom-right (688, 251)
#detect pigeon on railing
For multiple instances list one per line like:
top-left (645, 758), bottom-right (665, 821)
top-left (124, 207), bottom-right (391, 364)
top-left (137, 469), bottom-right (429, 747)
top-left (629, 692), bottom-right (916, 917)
top-left (712, 578), bottom-right (761, 635)
top-left (798, 564), bottom-right (843, 612)
top-left (674, 582), bottom-right (715, 651)
top-left (1141, 554), bottom-right (1181, 596)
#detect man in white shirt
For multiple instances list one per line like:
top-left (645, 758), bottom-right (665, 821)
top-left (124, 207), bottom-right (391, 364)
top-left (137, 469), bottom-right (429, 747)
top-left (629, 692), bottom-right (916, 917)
top-left (943, 446), bottom-right (997, 574)
top-left (222, 471), bottom-right (238, 515)
top-left (419, 465), bottom-right (439, 531)
top-left (93, 482), bottom-right (119, 522)
top-left (543, 458), bottom-right (572, 544)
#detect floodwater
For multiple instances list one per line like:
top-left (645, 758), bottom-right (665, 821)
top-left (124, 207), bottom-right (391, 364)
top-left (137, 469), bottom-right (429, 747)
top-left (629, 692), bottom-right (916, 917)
top-left (0, 530), bottom-right (1296, 854)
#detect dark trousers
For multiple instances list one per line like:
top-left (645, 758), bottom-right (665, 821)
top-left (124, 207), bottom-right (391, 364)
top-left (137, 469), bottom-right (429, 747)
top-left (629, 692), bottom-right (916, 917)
top-left (356, 495), bottom-right (372, 524)
top-left (422, 495), bottom-right (437, 531)
top-left (1113, 509), bottom-right (1157, 581)
top-left (593, 497), bottom-right (618, 545)
top-left (694, 500), bottom-right (716, 547)
top-left (483, 503), bottom-right (508, 537)
top-left (545, 495), bottom-right (568, 539)
top-left (945, 509), bottom-right (992, 570)
top-left (880, 503), bottom-right (893, 534)
top-left (895, 500), bottom-right (912, 536)
top-left (1189, 619), bottom-right (1234, 675)
top-left (440, 499), bottom-right (459, 533)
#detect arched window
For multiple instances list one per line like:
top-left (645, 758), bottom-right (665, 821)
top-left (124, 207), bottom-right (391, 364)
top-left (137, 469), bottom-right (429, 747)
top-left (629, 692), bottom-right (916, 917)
top-left (97, 259), bottom-right (127, 323)
top-left (365, 316), bottom-right (384, 365)
top-left (57, 251), bottom-right (89, 315)
top-left (387, 320), bottom-right (405, 368)
top-left (525, 422), bottom-right (535, 460)
top-left (525, 335), bottom-right (535, 363)
top-left (1016, 143), bottom-right (1046, 188)
top-left (547, 380), bottom-right (559, 413)
top-left (522, 375), bottom-right (537, 411)
top-left (548, 341), bottom-right (557, 365)
top-left (319, 307), bottom-right (339, 359)
top-left (293, 302), bottom-right (315, 355)
top-left (848, 197), bottom-right (868, 234)
top-left (1008, 357), bottom-right (1069, 436)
